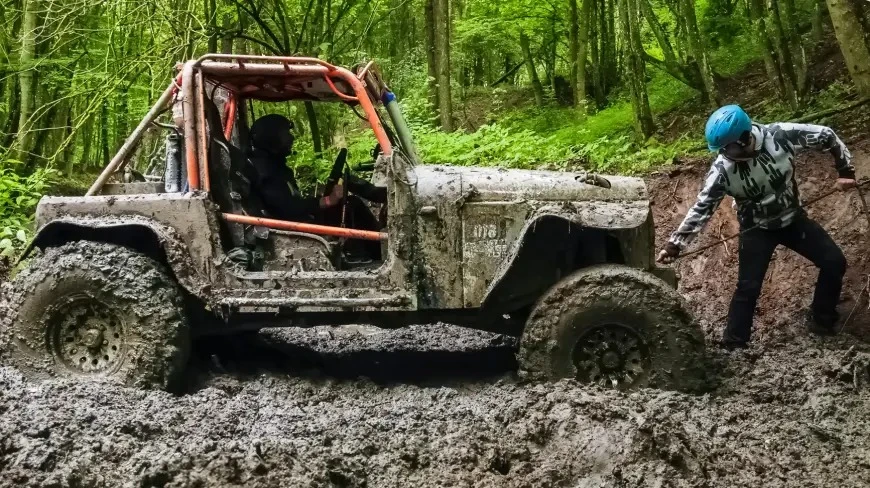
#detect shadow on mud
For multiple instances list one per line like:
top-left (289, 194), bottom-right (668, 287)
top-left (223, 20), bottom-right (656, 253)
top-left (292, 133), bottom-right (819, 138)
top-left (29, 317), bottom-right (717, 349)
top-left (185, 328), bottom-right (519, 392)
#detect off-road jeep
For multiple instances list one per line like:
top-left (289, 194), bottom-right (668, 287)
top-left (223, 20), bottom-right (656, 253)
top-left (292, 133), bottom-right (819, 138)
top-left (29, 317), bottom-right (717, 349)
top-left (1, 55), bottom-right (704, 391)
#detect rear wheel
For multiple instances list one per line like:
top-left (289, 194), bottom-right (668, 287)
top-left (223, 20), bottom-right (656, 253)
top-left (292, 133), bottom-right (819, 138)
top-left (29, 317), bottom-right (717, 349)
top-left (518, 264), bottom-right (705, 391)
top-left (0, 241), bottom-right (190, 390)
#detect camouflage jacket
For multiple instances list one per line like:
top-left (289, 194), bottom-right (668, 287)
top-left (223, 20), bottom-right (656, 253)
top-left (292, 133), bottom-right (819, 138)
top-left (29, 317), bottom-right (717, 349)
top-left (669, 122), bottom-right (854, 250)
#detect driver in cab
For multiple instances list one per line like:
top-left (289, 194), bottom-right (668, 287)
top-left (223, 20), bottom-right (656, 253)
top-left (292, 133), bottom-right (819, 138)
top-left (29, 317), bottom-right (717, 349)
top-left (247, 114), bottom-right (386, 260)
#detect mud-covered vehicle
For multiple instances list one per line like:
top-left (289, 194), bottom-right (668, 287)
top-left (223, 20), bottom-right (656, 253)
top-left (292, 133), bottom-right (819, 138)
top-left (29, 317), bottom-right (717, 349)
top-left (1, 55), bottom-right (704, 391)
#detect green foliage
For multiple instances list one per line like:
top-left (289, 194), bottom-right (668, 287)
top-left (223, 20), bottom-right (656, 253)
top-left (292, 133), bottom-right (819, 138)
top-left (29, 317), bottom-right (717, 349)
top-left (0, 165), bottom-right (56, 257)
top-left (410, 117), bottom-right (701, 174)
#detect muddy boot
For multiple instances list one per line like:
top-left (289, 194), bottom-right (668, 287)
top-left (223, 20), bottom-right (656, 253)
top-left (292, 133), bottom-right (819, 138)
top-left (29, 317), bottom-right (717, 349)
top-left (717, 339), bottom-right (749, 351)
top-left (805, 309), bottom-right (838, 336)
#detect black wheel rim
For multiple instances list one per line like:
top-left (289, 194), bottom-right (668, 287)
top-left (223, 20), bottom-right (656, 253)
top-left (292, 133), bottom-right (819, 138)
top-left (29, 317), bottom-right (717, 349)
top-left (572, 323), bottom-right (651, 389)
top-left (47, 294), bottom-right (127, 375)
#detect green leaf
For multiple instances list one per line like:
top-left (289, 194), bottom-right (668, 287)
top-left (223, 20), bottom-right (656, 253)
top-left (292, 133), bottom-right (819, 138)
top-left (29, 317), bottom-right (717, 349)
top-left (0, 238), bottom-right (12, 249)
top-left (16, 230), bottom-right (27, 242)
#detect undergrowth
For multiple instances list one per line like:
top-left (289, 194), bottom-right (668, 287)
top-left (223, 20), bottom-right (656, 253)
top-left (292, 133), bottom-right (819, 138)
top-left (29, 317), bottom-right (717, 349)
top-left (0, 165), bottom-right (56, 257)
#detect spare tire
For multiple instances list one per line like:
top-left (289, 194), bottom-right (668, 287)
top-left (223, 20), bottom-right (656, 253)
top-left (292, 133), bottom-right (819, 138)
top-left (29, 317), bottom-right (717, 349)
top-left (518, 264), bottom-right (706, 391)
top-left (0, 241), bottom-right (190, 391)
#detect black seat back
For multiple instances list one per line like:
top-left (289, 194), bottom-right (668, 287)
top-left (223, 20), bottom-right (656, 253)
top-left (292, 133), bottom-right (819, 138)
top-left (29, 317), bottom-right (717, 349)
top-left (203, 97), bottom-right (268, 249)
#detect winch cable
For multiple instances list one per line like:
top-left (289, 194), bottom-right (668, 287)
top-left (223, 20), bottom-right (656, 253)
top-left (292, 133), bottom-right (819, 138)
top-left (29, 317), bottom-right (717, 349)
top-left (675, 178), bottom-right (870, 261)
top-left (667, 178), bottom-right (870, 332)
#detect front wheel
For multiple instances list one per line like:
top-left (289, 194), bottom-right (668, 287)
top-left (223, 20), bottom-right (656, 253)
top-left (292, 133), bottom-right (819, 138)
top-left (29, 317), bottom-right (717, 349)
top-left (0, 241), bottom-right (190, 391)
top-left (518, 265), bottom-right (706, 391)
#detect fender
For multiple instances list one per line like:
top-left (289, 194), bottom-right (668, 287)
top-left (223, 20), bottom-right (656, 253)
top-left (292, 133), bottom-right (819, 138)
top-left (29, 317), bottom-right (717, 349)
top-left (18, 216), bottom-right (212, 303)
top-left (479, 202), bottom-right (652, 322)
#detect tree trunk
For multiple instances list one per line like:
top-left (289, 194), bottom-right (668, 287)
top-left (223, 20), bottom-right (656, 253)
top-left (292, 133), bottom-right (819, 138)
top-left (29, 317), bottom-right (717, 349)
top-left (519, 32), bottom-right (545, 107)
top-left (590, 0), bottom-right (605, 107)
top-left (100, 99), bottom-right (110, 167)
top-left (569, 0), bottom-right (579, 106)
top-left (606, 0), bottom-right (617, 86)
top-left (221, 12), bottom-right (234, 53)
top-left (546, 15), bottom-right (557, 91)
top-left (748, 0), bottom-right (787, 98)
top-left (304, 101), bottom-right (323, 158)
top-left (781, 0), bottom-right (807, 97)
top-left (2, 77), bottom-right (19, 150)
top-left (424, 0), bottom-right (439, 116)
top-left (638, 0), bottom-right (678, 68)
top-left (638, 0), bottom-right (702, 89)
top-left (811, 0), bottom-right (825, 45)
top-left (235, 12), bottom-right (249, 53)
top-left (680, 0), bottom-right (719, 106)
top-left (434, 0), bottom-right (453, 131)
top-left (767, 0), bottom-right (799, 109)
top-left (825, 0), bottom-right (870, 98)
top-left (577, 0), bottom-right (591, 111)
top-left (620, 0), bottom-right (654, 138)
top-left (472, 55), bottom-right (485, 86)
top-left (17, 0), bottom-right (37, 162)
top-left (205, 0), bottom-right (218, 52)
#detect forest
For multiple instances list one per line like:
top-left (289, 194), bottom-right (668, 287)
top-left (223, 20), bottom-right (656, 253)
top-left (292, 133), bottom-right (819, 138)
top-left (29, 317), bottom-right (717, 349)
top-left (1, 0), bottom-right (870, 256)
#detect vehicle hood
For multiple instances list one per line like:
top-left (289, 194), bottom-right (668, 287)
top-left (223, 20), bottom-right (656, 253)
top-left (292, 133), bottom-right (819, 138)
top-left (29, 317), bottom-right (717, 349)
top-left (414, 165), bottom-right (647, 203)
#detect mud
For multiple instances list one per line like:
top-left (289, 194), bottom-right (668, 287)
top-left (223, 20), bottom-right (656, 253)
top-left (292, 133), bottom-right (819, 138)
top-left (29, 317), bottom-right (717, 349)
top-left (2, 147), bottom-right (870, 486)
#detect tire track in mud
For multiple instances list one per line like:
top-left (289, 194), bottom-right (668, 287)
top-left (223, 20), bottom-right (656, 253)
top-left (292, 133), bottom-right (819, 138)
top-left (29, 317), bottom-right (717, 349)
top-left (2, 149), bottom-right (870, 486)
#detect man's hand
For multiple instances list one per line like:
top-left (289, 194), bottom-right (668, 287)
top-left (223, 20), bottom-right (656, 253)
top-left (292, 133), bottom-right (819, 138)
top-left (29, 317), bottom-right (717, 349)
top-left (656, 243), bottom-right (680, 264)
top-left (836, 178), bottom-right (857, 191)
top-left (319, 183), bottom-right (344, 208)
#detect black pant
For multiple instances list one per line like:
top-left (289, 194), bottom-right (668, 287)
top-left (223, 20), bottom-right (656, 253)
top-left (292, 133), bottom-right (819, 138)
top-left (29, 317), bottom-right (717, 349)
top-left (725, 214), bottom-right (847, 343)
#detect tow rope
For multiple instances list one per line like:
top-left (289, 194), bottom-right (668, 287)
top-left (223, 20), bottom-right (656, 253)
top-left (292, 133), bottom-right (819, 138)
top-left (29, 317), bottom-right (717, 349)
top-left (676, 179), bottom-right (870, 260)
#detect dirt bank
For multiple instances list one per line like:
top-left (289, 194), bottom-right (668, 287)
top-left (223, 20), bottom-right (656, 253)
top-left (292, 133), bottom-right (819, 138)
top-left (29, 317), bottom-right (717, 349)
top-left (2, 148), bottom-right (870, 487)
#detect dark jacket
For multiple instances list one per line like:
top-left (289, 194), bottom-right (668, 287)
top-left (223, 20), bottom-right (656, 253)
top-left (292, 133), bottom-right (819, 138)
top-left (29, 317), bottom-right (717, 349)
top-left (248, 148), bottom-right (387, 223)
top-left (248, 148), bottom-right (320, 222)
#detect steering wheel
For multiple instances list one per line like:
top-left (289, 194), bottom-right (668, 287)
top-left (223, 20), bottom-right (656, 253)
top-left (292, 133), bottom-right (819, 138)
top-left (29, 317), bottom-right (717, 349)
top-left (324, 148), bottom-right (348, 194)
top-left (323, 148), bottom-right (350, 228)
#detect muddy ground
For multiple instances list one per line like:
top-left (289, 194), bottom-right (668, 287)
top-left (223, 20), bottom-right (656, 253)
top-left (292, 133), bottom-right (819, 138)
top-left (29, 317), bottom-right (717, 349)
top-left (4, 144), bottom-right (870, 486)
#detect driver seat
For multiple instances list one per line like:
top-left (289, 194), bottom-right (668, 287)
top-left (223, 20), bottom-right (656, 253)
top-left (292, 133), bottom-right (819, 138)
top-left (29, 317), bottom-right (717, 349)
top-left (203, 99), bottom-right (339, 270)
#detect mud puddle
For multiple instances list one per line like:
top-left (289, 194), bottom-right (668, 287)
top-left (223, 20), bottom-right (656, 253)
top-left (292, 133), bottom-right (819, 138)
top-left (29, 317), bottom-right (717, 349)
top-left (1, 322), bottom-right (869, 487)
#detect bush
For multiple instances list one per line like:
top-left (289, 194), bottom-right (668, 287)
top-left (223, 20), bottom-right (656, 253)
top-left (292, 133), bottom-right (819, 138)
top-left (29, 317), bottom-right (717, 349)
top-left (0, 165), bottom-right (55, 257)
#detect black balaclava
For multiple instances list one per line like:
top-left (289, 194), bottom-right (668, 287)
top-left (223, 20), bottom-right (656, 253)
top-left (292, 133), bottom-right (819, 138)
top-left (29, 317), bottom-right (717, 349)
top-left (250, 114), bottom-right (295, 158)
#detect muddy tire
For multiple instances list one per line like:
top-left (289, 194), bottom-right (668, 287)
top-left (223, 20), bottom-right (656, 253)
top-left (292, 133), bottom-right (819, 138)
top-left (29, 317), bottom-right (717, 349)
top-left (518, 264), bottom-right (705, 391)
top-left (0, 241), bottom-right (190, 390)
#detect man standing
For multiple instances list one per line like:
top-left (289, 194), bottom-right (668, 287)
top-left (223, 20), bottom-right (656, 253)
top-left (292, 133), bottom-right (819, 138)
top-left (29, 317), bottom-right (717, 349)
top-left (657, 105), bottom-right (857, 348)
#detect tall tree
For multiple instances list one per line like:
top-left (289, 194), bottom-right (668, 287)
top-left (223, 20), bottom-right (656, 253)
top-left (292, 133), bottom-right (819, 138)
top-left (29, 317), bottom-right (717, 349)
top-left (434, 0), bottom-right (453, 131)
top-left (425, 0), bottom-right (439, 114)
top-left (826, 0), bottom-right (870, 98)
top-left (619, 0), bottom-right (654, 138)
top-left (519, 31), bottom-right (545, 107)
top-left (16, 0), bottom-right (37, 162)
top-left (679, 0), bottom-right (719, 106)
top-left (569, 0), bottom-right (591, 112)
